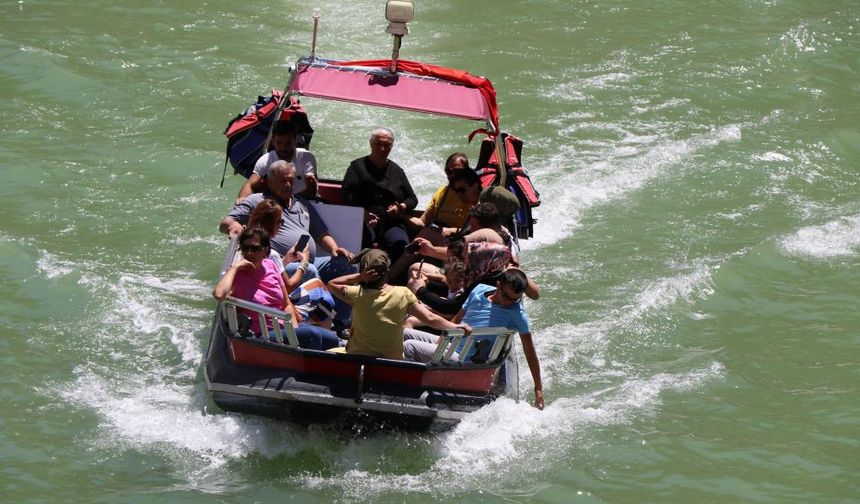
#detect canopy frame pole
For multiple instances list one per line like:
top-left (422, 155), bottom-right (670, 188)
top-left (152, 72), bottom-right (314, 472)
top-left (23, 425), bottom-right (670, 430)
top-left (390, 35), bottom-right (403, 73)
top-left (310, 9), bottom-right (321, 60)
top-left (261, 66), bottom-right (299, 155)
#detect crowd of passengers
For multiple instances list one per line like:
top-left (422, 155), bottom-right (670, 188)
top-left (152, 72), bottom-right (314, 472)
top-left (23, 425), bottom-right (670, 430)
top-left (213, 120), bottom-right (544, 409)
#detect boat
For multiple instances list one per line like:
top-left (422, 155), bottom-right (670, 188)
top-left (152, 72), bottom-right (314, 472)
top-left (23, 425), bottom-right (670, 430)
top-left (203, 2), bottom-right (539, 431)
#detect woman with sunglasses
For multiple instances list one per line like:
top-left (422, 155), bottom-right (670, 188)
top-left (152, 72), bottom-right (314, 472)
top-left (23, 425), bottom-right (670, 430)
top-left (409, 153), bottom-right (477, 232)
top-left (213, 227), bottom-right (342, 350)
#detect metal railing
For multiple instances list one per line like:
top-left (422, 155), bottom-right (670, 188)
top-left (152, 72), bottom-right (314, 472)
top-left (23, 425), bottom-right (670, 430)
top-left (431, 327), bottom-right (516, 365)
top-left (221, 296), bottom-right (299, 347)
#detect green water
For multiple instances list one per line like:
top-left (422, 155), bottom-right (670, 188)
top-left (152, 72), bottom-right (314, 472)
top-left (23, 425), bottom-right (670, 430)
top-left (2, 1), bottom-right (859, 502)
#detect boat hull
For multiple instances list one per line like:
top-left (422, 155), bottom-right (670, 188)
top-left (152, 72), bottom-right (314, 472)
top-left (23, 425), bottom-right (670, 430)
top-left (203, 305), bottom-right (516, 431)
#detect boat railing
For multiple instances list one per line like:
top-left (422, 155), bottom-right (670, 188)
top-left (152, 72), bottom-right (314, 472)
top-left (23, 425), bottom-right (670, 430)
top-left (432, 327), bottom-right (517, 365)
top-left (220, 296), bottom-right (300, 346)
top-left (219, 235), bottom-right (239, 278)
top-left (219, 286), bottom-right (516, 368)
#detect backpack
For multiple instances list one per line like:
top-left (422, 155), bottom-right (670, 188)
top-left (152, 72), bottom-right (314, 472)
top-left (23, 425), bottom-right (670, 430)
top-left (220, 90), bottom-right (314, 183)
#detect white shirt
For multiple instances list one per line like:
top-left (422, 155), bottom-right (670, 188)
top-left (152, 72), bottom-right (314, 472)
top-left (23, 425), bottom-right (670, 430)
top-left (252, 148), bottom-right (318, 195)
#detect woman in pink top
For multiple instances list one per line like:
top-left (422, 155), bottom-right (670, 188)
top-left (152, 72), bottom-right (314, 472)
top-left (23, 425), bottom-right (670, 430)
top-left (213, 227), bottom-right (341, 350)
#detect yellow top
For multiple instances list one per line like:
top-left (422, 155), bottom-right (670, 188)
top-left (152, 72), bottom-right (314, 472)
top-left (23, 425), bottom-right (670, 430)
top-left (424, 185), bottom-right (471, 228)
top-left (343, 285), bottom-right (418, 359)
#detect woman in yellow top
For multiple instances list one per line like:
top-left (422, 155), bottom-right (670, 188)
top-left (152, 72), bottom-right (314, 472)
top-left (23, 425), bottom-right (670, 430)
top-left (410, 153), bottom-right (481, 232)
top-left (329, 249), bottom-right (470, 361)
top-left (390, 154), bottom-right (482, 283)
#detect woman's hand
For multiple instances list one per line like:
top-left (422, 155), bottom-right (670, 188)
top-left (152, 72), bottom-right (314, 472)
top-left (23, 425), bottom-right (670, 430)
top-left (233, 258), bottom-right (256, 271)
top-left (358, 268), bottom-right (381, 284)
top-left (287, 247), bottom-right (307, 264)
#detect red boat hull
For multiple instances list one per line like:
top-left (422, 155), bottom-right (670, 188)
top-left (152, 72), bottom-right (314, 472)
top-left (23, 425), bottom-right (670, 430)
top-left (228, 336), bottom-right (500, 394)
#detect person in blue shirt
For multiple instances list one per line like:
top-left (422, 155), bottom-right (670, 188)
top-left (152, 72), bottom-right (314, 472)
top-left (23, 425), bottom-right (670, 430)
top-left (452, 268), bottom-right (544, 409)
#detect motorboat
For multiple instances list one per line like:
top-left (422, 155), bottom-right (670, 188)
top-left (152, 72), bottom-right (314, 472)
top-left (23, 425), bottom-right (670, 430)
top-left (203, 2), bottom-right (539, 431)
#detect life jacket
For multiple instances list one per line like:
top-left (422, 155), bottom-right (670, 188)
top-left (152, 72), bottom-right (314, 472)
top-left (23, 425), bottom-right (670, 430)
top-left (473, 133), bottom-right (541, 239)
top-left (221, 90), bottom-right (314, 181)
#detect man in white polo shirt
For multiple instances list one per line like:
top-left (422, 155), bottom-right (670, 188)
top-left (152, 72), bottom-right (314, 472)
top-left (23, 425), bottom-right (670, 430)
top-left (235, 120), bottom-right (318, 203)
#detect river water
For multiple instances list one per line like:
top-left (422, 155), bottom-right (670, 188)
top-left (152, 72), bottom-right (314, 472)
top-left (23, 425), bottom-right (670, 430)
top-left (2, 1), bottom-right (858, 502)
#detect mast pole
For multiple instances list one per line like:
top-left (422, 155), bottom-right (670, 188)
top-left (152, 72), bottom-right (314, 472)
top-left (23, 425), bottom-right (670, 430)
top-left (310, 8), bottom-right (320, 60)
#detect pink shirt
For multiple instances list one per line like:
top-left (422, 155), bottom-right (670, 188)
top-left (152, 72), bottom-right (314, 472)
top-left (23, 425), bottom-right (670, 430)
top-left (231, 258), bottom-right (286, 333)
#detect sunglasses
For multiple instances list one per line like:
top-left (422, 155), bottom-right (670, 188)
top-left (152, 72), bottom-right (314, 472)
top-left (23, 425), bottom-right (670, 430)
top-left (498, 288), bottom-right (523, 303)
top-left (451, 185), bottom-right (469, 194)
top-left (240, 243), bottom-right (266, 253)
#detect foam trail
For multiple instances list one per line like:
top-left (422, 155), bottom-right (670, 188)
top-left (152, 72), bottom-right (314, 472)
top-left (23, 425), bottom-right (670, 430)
top-left (523, 124), bottom-right (742, 250)
top-left (533, 254), bottom-right (726, 392)
top-left (298, 362), bottom-right (724, 500)
top-left (35, 250), bottom-right (78, 279)
top-left (779, 213), bottom-right (860, 259)
top-left (624, 258), bottom-right (717, 322)
top-left (59, 371), bottom-right (307, 486)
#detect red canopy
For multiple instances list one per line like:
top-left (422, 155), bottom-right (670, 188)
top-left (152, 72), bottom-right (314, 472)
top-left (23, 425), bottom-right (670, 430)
top-left (287, 58), bottom-right (499, 131)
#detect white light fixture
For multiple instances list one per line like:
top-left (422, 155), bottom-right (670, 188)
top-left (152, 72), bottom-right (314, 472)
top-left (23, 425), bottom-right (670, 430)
top-left (385, 0), bottom-right (414, 37)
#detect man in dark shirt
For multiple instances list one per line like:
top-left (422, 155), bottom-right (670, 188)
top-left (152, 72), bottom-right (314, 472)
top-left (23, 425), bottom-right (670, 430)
top-left (342, 127), bottom-right (417, 261)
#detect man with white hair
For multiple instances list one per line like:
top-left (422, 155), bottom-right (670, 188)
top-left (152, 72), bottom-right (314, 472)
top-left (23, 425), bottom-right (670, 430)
top-left (342, 127), bottom-right (418, 262)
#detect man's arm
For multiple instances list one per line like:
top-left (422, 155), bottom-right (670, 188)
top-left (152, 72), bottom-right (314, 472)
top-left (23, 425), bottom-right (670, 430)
top-left (295, 150), bottom-right (319, 198)
top-left (415, 237), bottom-right (448, 261)
top-left (397, 166), bottom-right (419, 210)
top-left (236, 173), bottom-right (264, 203)
top-left (219, 217), bottom-right (244, 236)
top-left (219, 197), bottom-right (255, 236)
top-left (464, 228), bottom-right (504, 245)
top-left (296, 174), bottom-right (318, 199)
top-left (341, 161), bottom-right (362, 207)
top-left (525, 276), bottom-right (541, 300)
top-left (519, 331), bottom-right (544, 410)
top-left (318, 232), bottom-right (354, 260)
top-left (237, 151), bottom-right (272, 203)
top-left (407, 303), bottom-right (470, 333)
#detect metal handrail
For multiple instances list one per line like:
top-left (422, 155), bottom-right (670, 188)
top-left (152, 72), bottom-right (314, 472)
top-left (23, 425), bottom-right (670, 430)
top-left (432, 327), bottom-right (516, 365)
top-left (219, 236), bottom-right (239, 278)
top-left (220, 296), bottom-right (299, 346)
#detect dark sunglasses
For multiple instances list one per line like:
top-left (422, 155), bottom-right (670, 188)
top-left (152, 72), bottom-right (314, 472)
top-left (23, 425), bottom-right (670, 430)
top-left (498, 289), bottom-right (523, 303)
top-left (240, 243), bottom-right (266, 253)
top-left (451, 185), bottom-right (469, 194)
